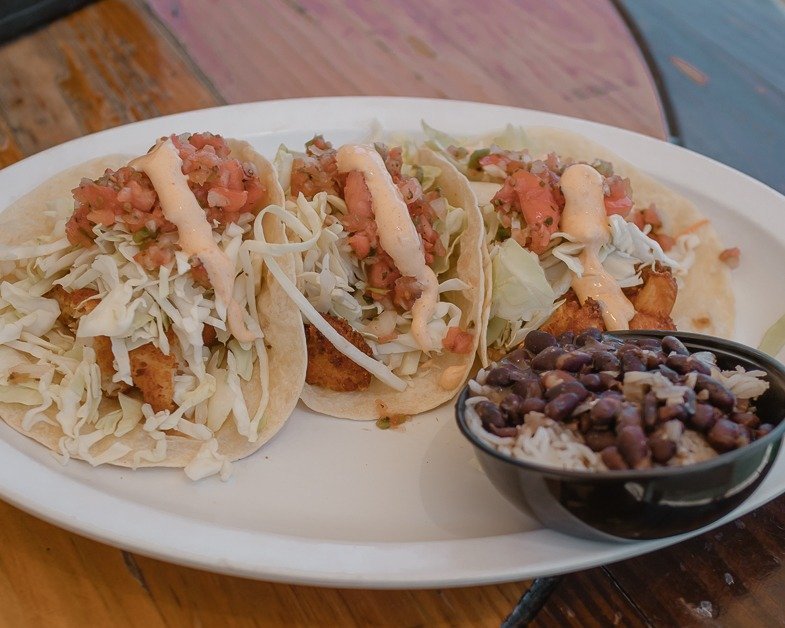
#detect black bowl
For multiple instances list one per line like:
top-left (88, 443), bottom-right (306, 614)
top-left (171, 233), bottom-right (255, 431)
top-left (456, 330), bottom-right (785, 541)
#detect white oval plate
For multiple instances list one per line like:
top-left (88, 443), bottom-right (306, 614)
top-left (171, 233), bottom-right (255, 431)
top-left (1, 97), bottom-right (784, 589)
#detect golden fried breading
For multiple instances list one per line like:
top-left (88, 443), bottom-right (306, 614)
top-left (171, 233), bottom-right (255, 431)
top-left (92, 336), bottom-right (130, 397)
top-left (542, 265), bottom-right (678, 336)
top-left (305, 314), bottom-right (373, 392)
top-left (47, 286), bottom-right (99, 327)
top-left (129, 342), bottom-right (177, 412)
top-left (541, 293), bottom-right (604, 337)
top-left (625, 265), bottom-right (677, 325)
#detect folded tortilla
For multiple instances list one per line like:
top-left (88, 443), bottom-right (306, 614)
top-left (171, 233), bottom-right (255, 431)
top-left (0, 140), bottom-right (306, 472)
top-left (275, 144), bottom-right (485, 420)
top-left (424, 126), bottom-right (734, 366)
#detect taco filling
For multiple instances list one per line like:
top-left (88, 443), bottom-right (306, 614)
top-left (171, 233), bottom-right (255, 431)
top-left (424, 124), bottom-right (704, 360)
top-left (0, 133), bottom-right (279, 478)
top-left (261, 136), bottom-right (473, 393)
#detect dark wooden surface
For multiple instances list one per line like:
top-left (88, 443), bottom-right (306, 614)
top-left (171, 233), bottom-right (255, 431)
top-left (0, 0), bottom-right (783, 625)
top-left (618, 0), bottom-right (785, 194)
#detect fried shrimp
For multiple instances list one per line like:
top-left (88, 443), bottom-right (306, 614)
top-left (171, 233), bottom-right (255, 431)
top-left (129, 342), bottom-right (177, 412)
top-left (48, 285), bottom-right (177, 408)
top-left (541, 293), bottom-right (604, 337)
top-left (305, 314), bottom-right (373, 392)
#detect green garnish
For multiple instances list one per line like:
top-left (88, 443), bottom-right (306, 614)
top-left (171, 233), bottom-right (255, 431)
top-left (376, 417), bottom-right (390, 429)
top-left (468, 148), bottom-right (490, 170)
top-left (133, 227), bottom-right (153, 244)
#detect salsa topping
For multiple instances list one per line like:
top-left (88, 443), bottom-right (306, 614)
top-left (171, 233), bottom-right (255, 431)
top-left (65, 132), bottom-right (267, 276)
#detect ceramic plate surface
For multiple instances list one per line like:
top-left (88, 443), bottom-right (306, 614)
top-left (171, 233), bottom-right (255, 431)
top-left (1, 97), bottom-right (784, 588)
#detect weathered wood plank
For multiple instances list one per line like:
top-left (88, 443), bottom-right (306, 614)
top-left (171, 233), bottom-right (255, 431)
top-left (606, 497), bottom-right (785, 625)
top-left (617, 0), bottom-right (785, 193)
top-left (146, 0), bottom-right (667, 139)
top-left (0, 0), bottom-right (221, 163)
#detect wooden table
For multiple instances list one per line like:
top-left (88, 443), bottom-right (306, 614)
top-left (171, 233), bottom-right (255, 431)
top-left (1, 1), bottom-right (783, 625)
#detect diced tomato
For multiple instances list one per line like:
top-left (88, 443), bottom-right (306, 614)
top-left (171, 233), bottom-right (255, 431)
top-left (641, 204), bottom-right (662, 228)
top-left (604, 175), bottom-right (633, 217)
top-left (392, 276), bottom-right (422, 311)
top-left (651, 232), bottom-right (676, 252)
top-left (348, 233), bottom-right (372, 260)
top-left (134, 243), bottom-right (174, 270)
top-left (190, 260), bottom-right (211, 288)
top-left (719, 247), bottom-right (741, 268)
top-left (479, 152), bottom-right (526, 175)
top-left (492, 169), bottom-right (560, 254)
top-left (443, 326), bottom-right (474, 354)
top-left (367, 253), bottom-right (401, 295)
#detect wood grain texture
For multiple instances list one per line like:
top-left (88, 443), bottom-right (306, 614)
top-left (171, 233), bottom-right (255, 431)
top-left (0, 0), bottom-right (221, 163)
top-left (617, 0), bottom-right (785, 193)
top-left (146, 0), bottom-right (668, 138)
top-left (606, 498), bottom-right (785, 626)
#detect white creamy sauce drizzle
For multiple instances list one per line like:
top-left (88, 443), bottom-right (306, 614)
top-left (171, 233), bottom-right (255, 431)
top-left (336, 144), bottom-right (438, 352)
top-left (130, 139), bottom-right (259, 343)
top-left (559, 164), bottom-right (634, 330)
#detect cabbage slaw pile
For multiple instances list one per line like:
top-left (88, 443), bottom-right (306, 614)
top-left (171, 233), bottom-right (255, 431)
top-left (251, 144), bottom-right (470, 391)
top-left (423, 123), bottom-right (701, 353)
top-left (0, 194), bottom-right (272, 480)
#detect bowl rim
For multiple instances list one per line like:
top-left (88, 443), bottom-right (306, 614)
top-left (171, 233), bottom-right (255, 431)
top-left (455, 330), bottom-right (785, 481)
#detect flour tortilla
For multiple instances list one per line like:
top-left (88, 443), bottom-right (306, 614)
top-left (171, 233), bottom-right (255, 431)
top-left (0, 141), bottom-right (306, 468)
top-left (454, 126), bottom-right (734, 366)
top-left (299, 147), bottom-right (485, 420)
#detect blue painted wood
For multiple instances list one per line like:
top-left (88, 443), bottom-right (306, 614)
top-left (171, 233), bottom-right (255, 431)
top-left (618, 0), bottom-right (785, 193)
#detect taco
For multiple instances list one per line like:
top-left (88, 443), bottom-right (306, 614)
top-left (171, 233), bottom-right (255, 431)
top-left (423, 124), bottom-right (735, 364)
top-left (0, 133), bottom-right (306, 479)
top-left (249, 136), bottom-right (485, 420)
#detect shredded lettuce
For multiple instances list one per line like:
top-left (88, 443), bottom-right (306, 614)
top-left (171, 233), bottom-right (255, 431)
top-left (490, 239), bottom-right (556, 321)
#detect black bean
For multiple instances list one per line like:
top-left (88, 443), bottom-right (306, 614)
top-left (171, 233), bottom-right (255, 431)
top-left (690, 403), bottom-right (720, 432)
top-left (590, 397), bottom-right (621, 428)
top-left (556, 351), bottom-right (593, 372)
top-left (488, 425), bottom-right (518, 438)
top-left (502, 347), bottom-right (530, 367)
top-left (499, 394), bottom-right (526, 425)
top-left (657, 364), bottom-right (680, 383)
top-left (540, 370), bottom-right (576, 389)
top-left (544, 392), bottom-right (581, 422)
top-left (512, 376), bottom-right (543, 400)
top-left (708, 418), bottom-right (748, 452)
top-left (476, 401), bottom-right (504, 429)
top-left (616, 404), bottom-right (643, 431)
top-left (621, 352), bottom-right (647, 373)
top-left (558, 331), bottom-right (575, 345)
top-left (575, 328), bottom-right (603, 346)
top-left (617, 425), bottom-right (651, 469)
top-left (601, 446), bottom-right (629, 470)
top-left (731, 412), bottom-right (760, 430)
top-left (593, 351), bottom-right (620, 372)
top-left (638, 338), bottom-right (664, 350)
top-left (642, 391), bottom-right (658, 428)
top-left (665, 353), bottom-right (692, 374)
top-left (485, 364), bottom-right (527, 387)
top-left (579, 373), bottom-right (603, 392)
top-left (524, 330), bottom-right (558, 355)
top-left (649, 437), bottom-right (677, 464)
top-left (531, 346), bottom-right (567, 371)
top-left (687, 357), bottom-right (712, 375)
top-left (645, 351), bottom-right (666, 370)
top-left (520, 397), bottom-right (546, 415)
top-left (694, 374), bottom-right (736, 413)
top-left (662, 335), bottom-right (689, 356)
top-left (658, 404), bottom-right (687, 423)
top-left (545, 381), bottom-right (589, 402)
top-left (584, 430), bottom-right (617, 452)
top-left (599, 372), bottom-right (622, 391)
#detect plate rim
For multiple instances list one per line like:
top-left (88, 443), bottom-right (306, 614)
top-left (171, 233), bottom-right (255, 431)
top-left (1, 96), bottom-right (785, 588)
